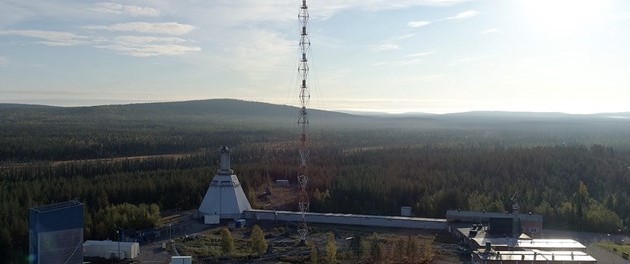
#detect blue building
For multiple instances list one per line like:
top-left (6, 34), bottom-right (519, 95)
top-left (29, 200), bottom-right (84, 264)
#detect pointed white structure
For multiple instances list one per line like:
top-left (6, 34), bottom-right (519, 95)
top-left (199, 146), bottom-right (252, 224)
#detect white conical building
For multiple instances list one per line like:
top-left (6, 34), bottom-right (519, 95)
top-left (198, 146), bottom-right (252, 224)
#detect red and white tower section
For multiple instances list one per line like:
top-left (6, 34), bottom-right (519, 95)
top-left (297, 0), bottom-right (311, 243)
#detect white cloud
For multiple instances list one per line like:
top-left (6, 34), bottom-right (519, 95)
top-left (372, 44), bottom-right (399, 52)
top-left (93, 2), bottom-right (160, 17)
top-left (446, 10), bottom-right (479, 20)
top-left (373, 51), bottom-right (435, 66)
top-left (228, 29), bottom-right (294, 81)
top-left (482, 28), bottom-right (501, 34)
top-left (408, 10), bottom-right (477, 29)
top-left (396, 58), bottom-right (426, 65)
top-left (392, 33), bottom-right (415, 40)
top-left (404, 51), bottom-right (435, 58)
top-left (149, 0), bottom-right (470, 25)
top-left (407, 21), bottom-right (431, 28)
top-left (449, 55), bottom-right (495, 65)
top-left (371, 58), bottom-right (424, 66)
top-left (0, 56), bottom-right (8, 66)
top-left (85, 22), bottom-right (194, 36)
top-left (340, 0), bottom-right (471, 11)
top-left (95, 36), bottom-right (201, 57)
top-left (0, 30), bottom-right (90, 46)
top-left (0, 29), bottom-right (200, 57)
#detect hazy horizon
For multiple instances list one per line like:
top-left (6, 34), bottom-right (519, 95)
top-left (3, 97), bottom-right (630, 116)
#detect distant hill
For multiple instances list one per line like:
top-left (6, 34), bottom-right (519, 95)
top-left (1, 99), bottom-right (629, 129)
top-left (3, 99), bottom-right (630, 162)
top-left (0, 103), bottom-right (60, 109)
top-left (0, 99), bottom-right (370, 130)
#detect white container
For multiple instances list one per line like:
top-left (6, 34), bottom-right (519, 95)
top-left (171, 256), bottom-right (192, 264)
top-left (83, 240), bottom-right (140, 259)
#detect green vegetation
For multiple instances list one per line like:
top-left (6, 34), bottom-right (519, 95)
top-left (309, 242), bottom-right (319, 264)
top-left (90, 203), bottom-right (161, 239)
top-left (174, 225), bottom-right (449, 263)
top-left (359, 233), bottom-right (436, 263)
top-left (326, 232), bottom-right (337, 263)
top-left (597, 242), bottom-right (630, 258)
top-left (250, 224), bottom-right (268, 255)
top-left (2, 99), bottom-right (630, 262)
top-left (176, 226), bottom-right (293, 261)
top-left (220, 227), bottom-right (235, 256)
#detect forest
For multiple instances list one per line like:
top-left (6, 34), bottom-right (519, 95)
top-left (1, 99), bottom-right (630, 262)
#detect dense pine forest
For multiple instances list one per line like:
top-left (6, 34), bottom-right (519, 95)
top-left (2, 99), bottom-right (630, 262)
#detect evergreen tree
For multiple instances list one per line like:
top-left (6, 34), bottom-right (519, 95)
top-left (326, 232), bottom-right (337, 263)
top-left (250, 224), bottom-right (268, 255)
top-left (220, 227), bottom-right (234, 256)
top-left (349, 234), bottom-right (362, 261)
top-left (309, 242), bottom-right (319, 264)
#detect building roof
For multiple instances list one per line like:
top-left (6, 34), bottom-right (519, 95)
top-left (83, 240), bottom-right (139, 247)
top-left (83, 240), bottom-right (140, 247)
top-left (475, 250), bottom-right (596, 262)
top-left (455, 226), bottom-right (586, 250)
top-left (472, 238), bottom-right (586, 249)
top-left (446, 210), bottom-right (543, 222)
top-left (30, 200), bottom-right (83, 213)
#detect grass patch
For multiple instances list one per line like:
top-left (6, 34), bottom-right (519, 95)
top-left (597, 242), bottom-right (630, 258)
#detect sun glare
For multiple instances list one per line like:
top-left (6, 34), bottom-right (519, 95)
top-left (519, 0), bottom-right (612, 34)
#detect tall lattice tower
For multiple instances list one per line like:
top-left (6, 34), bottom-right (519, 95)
top-left (297, 0), bottom-right (311, 244)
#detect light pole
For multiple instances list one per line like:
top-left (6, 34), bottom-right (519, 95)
top-left (116, 230), bottom-right (121, 262)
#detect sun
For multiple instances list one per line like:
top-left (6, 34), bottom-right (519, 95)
top-left (519, 0), bottom-right (612, 35)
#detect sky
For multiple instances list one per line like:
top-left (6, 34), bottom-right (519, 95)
top-left (1, 0), bottom-right (630, 114)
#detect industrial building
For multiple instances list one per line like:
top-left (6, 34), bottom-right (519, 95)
top-left (198, 146), bottom-right (252, 224)
top-left (447, 209), bottom-right (543, 237)
top-left (29, 200), bottom-right (84, 264)
top-left (448, 210), bottom-right (596, 263)
top-left (472, 250), bottom-right (597, 263)
top-left (244, 209), bottom-right (447, 230)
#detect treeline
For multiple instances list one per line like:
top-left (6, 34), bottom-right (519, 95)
top-left (2, 143), bottom-right (630, 262)
top-left (0, 163), bottom-right (214, 262)
top-left (88, 203), bottom-right (161, 240)
top-left (0, 126), bottom-right (284, 162)
top-left (310, 145), bottom-right (628, 233)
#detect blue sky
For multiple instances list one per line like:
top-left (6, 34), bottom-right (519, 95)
top-left (1, 0), bottom-right (629, 113)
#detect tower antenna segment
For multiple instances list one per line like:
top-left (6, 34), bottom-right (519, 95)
top-left (297, 0), bottom-right (311, 244)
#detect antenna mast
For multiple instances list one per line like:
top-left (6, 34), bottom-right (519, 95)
top-left (297, 0), bottom-right (311, 244)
